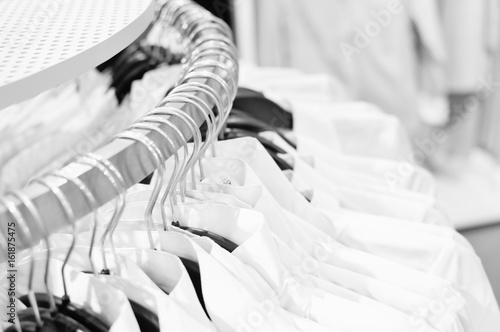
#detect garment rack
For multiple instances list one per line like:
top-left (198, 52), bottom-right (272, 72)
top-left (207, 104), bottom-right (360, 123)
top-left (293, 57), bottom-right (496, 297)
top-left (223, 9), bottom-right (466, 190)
top-left (0, 0), bottom-right (239, 254)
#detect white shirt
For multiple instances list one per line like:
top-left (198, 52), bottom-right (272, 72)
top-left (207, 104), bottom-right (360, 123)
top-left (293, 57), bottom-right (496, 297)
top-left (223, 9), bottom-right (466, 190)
top-left (196, 155), bottom-right (465, 332)
top-left (1, 255), bottom-right (141, 332)
top-left (210, 137), bottom-right (500, 332)
top-left (175, 204), bottom-right (430, 331)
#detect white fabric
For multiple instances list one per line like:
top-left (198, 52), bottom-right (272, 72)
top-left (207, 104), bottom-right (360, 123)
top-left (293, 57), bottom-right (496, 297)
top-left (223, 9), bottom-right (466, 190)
top-left (173, 203), bottom-right (435, 332)
top-left (0, 256), bottom-right (140, 332)
top-left (88, 221), bottom-right (300, 332)
top-left (290, 100), bottom-right (413, 160)
top-left (210, 137), bottom-right (500, 331)
top-left (196, 156), bottom-right (465, 332)
top-left (28, 245), bottom-right (216, 332)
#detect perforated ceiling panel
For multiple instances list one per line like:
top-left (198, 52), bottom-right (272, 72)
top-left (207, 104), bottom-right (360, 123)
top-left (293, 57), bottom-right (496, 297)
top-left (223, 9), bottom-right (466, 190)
top-left (0, 0), bottom-right (154, 110)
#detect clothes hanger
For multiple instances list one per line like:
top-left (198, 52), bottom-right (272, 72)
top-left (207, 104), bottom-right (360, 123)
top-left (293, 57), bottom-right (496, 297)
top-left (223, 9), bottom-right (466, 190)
top-left (179, 70), bottom-right (234, 119)
top-left (56, 160), bottom-right (161, 332)
top-left (76, 153), bottom-right (127, 273)
top-left (185, 49), bottom-right (238, 86)
top-left (25, 178), bottom-right (110, 332)
top-left (61, 152), bottom-right (180, 332)
top-left (147, 106), bottom-right (203, 199)
top-left (232, 87), bottom-right (294, 129)
top-left (9, 190), bottom-right (56, 312)
top-left (127, 121), bottom-right (181, 231)
top-left (130, 100), bottom-right (239, 253)
top-left (167, 82), bottom-right (227, 158)
top-left (224, 109), bottom-right (298, 153)
top-left (176, 5), bottom-right (232, 40)
top-left (122, 116), bottom-right (195, 225)
top-left (112, 42), bottom-right (181, 102)
top-left (110, 128), bottom-right (213, 318)
top-left (46, 171), bottom-right (101, 275)
top-left (0, 197), bottom-right (42, 332)
top-left (179, 57), bottom-right (237, 135)
top-left (163, 91), bottom-right (218, 161)
top-left (190, 36), bottom-right (238, 61)
top-left (188, 22), bottom-right (232, 44)
top-left (114, 131), bottom-right (165, 250)
top-left (177, 69), bottom-right (234, 146)
top-left (155, 98), bottom-right (213, 192)
top-left (159, 88), bottom-right (227, 191)
top-left (1, 194), bottom-right (103, 332)
top-left (88, 138), bottom-right (212, 327)
top-left (154, 102), bottom-right (238, 253)
top-left (183, 59), bottom-right (237, 101)
top-left (183, 56), bottom-right (238, 115)
top-left (139, 114), bottom-right (191, 222)
top-left (223, 128), bottom-right (294, 171)
top-left (169, 83), bottom-right (226, 132)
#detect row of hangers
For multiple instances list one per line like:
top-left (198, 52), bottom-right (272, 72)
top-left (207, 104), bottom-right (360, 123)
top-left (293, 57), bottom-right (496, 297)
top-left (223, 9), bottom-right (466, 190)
top-left (0, 0), bottom-right (239, 331)
top-left (0, 0), bottom-right (238, 252)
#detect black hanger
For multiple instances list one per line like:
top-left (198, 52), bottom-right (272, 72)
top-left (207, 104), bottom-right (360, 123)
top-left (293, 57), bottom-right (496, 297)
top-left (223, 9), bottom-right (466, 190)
top-left (223, 128), bottom-right (294, 170)
top-left (102, 42), bottom-right (183, 103)
top-left (172, 221), bottom-right (238, 253)
top-left (114, 59), bottom-right (158, 102)
top-left (129, 300), bottom-right (160, 332)
top-left (235, 87), bottom-right (264, 98)
top-left (225, 127), bottom-right (286, 154)
top-left (227, 109), bottom-right (297, 149)
top-left (111, 49), bottom-right (149, 86)
top-left (233, 87), bottom-right (294, 129)
top-left (6, 308), bottom-right (92, 332)
top-left (139, 172), bottom-right (154, 185)
top-left (19, 293), bottom-right (109, 332)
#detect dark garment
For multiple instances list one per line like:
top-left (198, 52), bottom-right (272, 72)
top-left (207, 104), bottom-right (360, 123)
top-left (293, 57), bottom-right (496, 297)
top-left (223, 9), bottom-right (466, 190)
top-left (193, 0), bottom-right (233, 29)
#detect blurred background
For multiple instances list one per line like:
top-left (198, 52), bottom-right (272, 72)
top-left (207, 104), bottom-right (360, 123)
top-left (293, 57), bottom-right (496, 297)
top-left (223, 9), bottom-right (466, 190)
top-left (194, 0), bottom-right (500, 298)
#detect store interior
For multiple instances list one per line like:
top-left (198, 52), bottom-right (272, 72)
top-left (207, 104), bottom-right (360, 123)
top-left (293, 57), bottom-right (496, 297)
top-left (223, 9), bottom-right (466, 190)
top-left (221, 0), bottom-right (500, 300)
top-left (0, 0), bottom-right (499, 331)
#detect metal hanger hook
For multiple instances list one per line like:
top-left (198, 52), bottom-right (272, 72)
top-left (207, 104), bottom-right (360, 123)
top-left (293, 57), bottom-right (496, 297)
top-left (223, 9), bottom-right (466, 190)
top-left (47, 171), bottom-right (100, 276)
top-left (7, 190), bottom-right (56, 313)
top-left (0, 196), bottom-right (42, 327)
top-left (76, 153), bottom-right (127, 274)
top-left (114, 130), bottom-right (164, 250)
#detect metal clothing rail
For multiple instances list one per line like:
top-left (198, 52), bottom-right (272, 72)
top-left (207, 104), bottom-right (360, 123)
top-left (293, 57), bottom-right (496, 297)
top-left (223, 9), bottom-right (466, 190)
top-left (0, 0), bottom-right (238, 253)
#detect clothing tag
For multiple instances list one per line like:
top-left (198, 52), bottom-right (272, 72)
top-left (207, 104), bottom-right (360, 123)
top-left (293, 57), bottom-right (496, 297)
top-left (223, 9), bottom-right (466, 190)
top-left (202, 171), bottom-right (237, 186)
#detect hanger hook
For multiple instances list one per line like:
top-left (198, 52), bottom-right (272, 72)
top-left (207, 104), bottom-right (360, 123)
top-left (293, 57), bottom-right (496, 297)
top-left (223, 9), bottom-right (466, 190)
top-left (180, 70), bottom-right (233, 123)
top-left (169, 82), bottom-right (226, 141)
top-left (76, 153), bottom-right (127, 274)
top-left (169, 82), bottom-right (227, 157)
top-left (147, 106), bottom-right (202, 202)
top-left (0, 197), bottom-right (43, 327)
top-left (146, 106), bottom-right (202, 193)
top-left (7, 190), bottom-right (57, 313)
top-left (47, 171), bottom-right (100, 276)
top-left (187, 59), bottom-right (237, 103)
top-left (114, 131), bottom-right (164, 250)
top-left (30, 177), bottom-right (75, 305)
top-left (190, 39), bottom-right (239, 79)
top-left (141, 115), bottom-right (190, 226)
top-left (162, 91), bottom-right (216, 179)
top-left (159, 93), bottom-right (216, 173)
top-left (188, 47), bottom-right (238, 82)
top-left (127, 120), bottom-right (179, 231)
